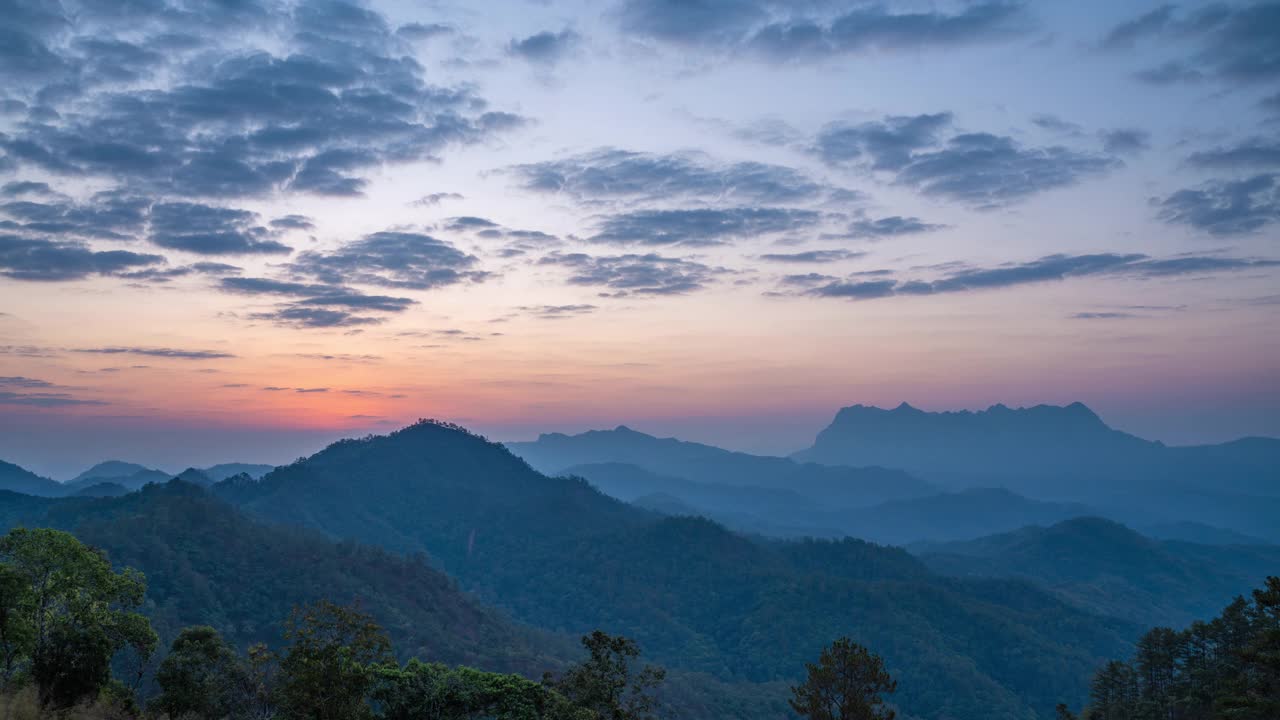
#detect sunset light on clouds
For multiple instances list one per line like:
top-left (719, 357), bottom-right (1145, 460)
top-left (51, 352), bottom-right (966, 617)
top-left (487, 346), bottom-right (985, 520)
top-left (1, 0), bottom-right (1278, 476)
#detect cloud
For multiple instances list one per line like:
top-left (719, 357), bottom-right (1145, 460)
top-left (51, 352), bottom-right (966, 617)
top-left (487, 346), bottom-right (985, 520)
top-left (270, 214), bottom-right (316, 231)
top-left (801, 252), bottom-right (1280, 301)
top-left (0, 234), bottom-right (164, 281)
top-left (507, 29), bottom-right (581, 65)
top-left (617, 0), bottom-right (1028, 60)
top-left (1, 181), bottom-right (55, 197)
top-left (1186, 139), bottom-right (1280, 170)
top-left (0, 390), bottom-right (107, 407)
top-left (846, 215), bottom-right (946, 238)
top-left (1156, 173), bottom-right (1280, 235)
top-left (1100, 4), bottom-right (1176, 51)
top-left (758, 249), bottom-right (864, 263)
top-left (289, 231), bottom-right (487, 289)
top-left (411, 192), bottom-right (464, 206)
top-left (1031, 114), bottom-right (1084, 136)
top-left (0, 193), bottom-right (150, 240)
top-left (250, 307), bottom-right (385, 328)
top-left (0, 0), bottom-right (525, 203)
top-left (1068, 312), bottom-right (1138, 320)
top-left (508, 147), bottom-right (831, 206)
top-left (1104, 4), bottom-right (1280, 85)
top-left (1101, 128), bottom-right (1151, 156)
top-left (814, 112), bottom-right (1118, 206)
top-left (148, 202), bottom-right (292, 255)
top-left (118, 262), bottom-right (242, 283)
top-left (517, 304), bottom-right (599, 318)
top-left (0, 376), bottom-right (54, 389)
top-left (588, 207), bottom-right (821, 246)
top-left (539, 251), bottom-right (727, 295)
top-left (75, 347), bottom-right (235, 359)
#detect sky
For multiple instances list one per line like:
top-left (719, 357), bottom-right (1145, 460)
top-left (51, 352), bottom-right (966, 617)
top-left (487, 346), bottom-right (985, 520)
top-left (1, 0), bottom-right (1278, 478)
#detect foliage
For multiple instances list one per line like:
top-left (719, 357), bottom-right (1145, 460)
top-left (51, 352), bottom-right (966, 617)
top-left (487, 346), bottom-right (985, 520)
top-left (152, 626), bottom-right (251, 719)
top-left (544, 631), bottom-right (665, 720)
top-left (276, 601), bottom-right (393, 720)
top-left (0, 528), bottom-right (156, 709)
top-left (1071, 575), bottom-right (1280, 720)
top-left (789, 637), bottom-right (896, 720)
top-left (372, 659), bottom-right (591, 720)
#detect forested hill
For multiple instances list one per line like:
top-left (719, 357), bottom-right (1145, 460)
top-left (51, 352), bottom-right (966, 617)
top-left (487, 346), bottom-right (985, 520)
top-left (0, 480), bottom-right (567, 677)
top-left (916, 517), bottom-right (1280, 627)
top-left (506, 425), bottom-right (935, 508)
top-left (216, 420), bottom-right (1139, 720)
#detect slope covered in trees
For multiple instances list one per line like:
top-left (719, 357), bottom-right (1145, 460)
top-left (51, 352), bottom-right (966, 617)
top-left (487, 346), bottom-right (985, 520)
top-left (916, 517), bottom-right (1280, 627)
top-left (0, 481), bottom-right (565, 676)
top-left (220, 421), bottom-right (1139, 720)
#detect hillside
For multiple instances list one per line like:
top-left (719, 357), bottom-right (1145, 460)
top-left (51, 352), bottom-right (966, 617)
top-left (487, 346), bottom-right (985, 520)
top-left (221, 420), bottom-right (1140, 720)
top-left (915, 517), bottom-right (1280, 627)
top-left (507, 425), bottom-right (935, 509)
top-left (0, 481), bottom-right (565, 676)
top-left (0, 459), bottom-right (65, 497)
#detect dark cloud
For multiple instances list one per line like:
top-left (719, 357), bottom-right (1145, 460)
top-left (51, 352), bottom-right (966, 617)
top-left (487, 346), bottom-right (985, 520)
top-left (617, 0), bottom-right (1028, 60)
top-left (1031, 114), bottom-right (1084, 136)
top-left (802, 252), bottom-right (1279, 301)
top-left (270, 214), bottom-right (316, 230)
top-left (397, 22), bottom-right (455, 41)
top-left (1101, 128), bottom-right (1151, 156)
top-left (411, 192), bottom-right (464, 207)
top-left (289, 231), bottom-right (487, 289)
top-left (779, 272), bottom-right (838, 286)
top-left (1105, 4), bottom-right (1280, 85)
top-left (1156, 173), bottom-right (1280, 235)
top-left (590, 207), bottom-right (821, 246)
top-left (517, 304), bottom-right (599, 318)
top-left (250, 307), bottom-right (384, 328)
top-left (445, 216), bottom-right (500, 231)
top-left (0, 0), bottom-right (525, 202)
top-left (148, 202), bottom-right (292, 255)
top-left (813, 113), bottom-right (1119, 206)
top-left (1069, 312), bottom-right (1138, 320)
top-left (117, 261), bottom-right (242, 282)
top-left (0, 181), bottom-right (55, 197)
top-left (295, 387), bottom-right (328, 393)
top-left (0, 233), bottom-right (164, 281)
top-left (847, 215), bottom-right (945, 239)
top-left (1186, 139), bottom-right (1280, 170)
top-left (0, 376), bottom-right (54, 389)
top-left (758, 249), bottom-right (863, 263)
top-left (0, 192), bottom-right (150, 240)
top-left (509, 147), bottom-right (831, 206)
top-left (1101, 4), bottom-right (1176, 51)
top-left (539, 251), bottom-right (727, 295)
top-left (75, 347), bottom-right (235, 359)
top-left (0, 390), bottom-right (107, 407)
top-left (508, 29), bottom-right (581, 65)
top-left (219, 274), bottom-right (417, 327)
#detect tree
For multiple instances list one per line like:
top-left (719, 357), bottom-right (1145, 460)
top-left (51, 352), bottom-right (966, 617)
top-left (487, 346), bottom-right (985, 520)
top-left (789, 637), bottom-right (897, 720)
top-left (276, 600), bottom-right (392, 720)
top-left (545, 630), bottom-right (666, 720)
top-left (373, 658), bottom-right (591, 720)
top-left (152, 626), bottom-right (250, 719)
top-left (0, 527), bottom-right (156, 709)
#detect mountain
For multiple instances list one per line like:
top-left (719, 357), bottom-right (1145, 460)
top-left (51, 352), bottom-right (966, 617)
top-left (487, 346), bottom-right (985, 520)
top-left (1140, 520), bottom-right (1271, 546)
top-left (793, 402), bottom-right (1280, 538)
top-left (174, 467), bottom-right (213, 486)
top-left (201, 463), bottom-right (275, 482)
top-left (73, 481), bottom-right (130, 497)
top-left (219, 420), bottom-right (1143, 720)
top-left (0, 459), bottom-right (65, 497)
top-left (70, 460), bottom-right (167, 484)
top-left (841, 488), bottom-right (1097, 545)
top-left (915, 517), bottom-right (1280, 627)
top-left (65, 460), bottom-right (172, 494)
top-left (0, 481), bottom-right (566, 676)
top-left (507, 425), bottom-right (935, 509)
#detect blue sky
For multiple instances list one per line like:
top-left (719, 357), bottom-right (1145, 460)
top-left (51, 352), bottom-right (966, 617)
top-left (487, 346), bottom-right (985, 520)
top-left (0, 0), bottom-right (1277, 476)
